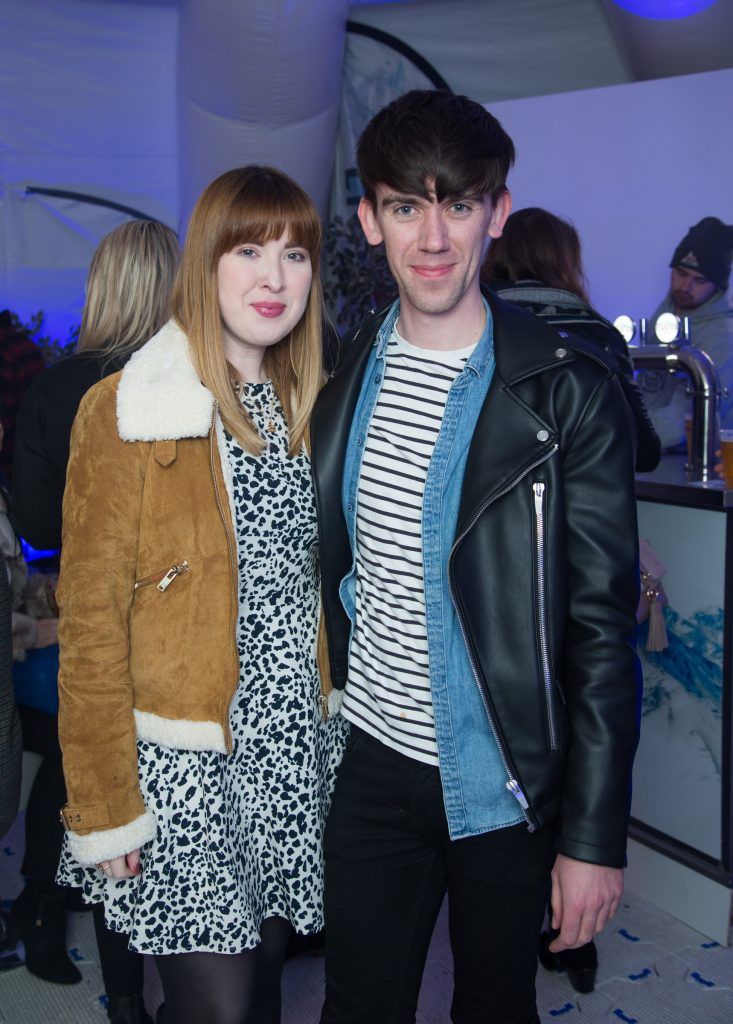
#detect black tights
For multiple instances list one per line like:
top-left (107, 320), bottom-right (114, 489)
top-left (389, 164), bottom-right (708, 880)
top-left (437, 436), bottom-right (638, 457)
top-left (155, 917), bottom-right (292, 1024)
top-left (92, 903), bottom-right (144, 998)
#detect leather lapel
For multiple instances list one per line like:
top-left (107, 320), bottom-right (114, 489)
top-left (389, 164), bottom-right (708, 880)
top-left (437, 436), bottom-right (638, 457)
top-left (455, 377), bottom-right (557, 539)
top-left (454, 293), bottom-right (564, 538)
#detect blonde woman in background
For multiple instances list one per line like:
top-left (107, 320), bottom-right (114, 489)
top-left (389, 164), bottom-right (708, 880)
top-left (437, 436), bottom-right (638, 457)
top-left (14, 219), bottom-right (179, 550)
top-left (12, 219), bottom-right (178, 1024)
top-left (54, 167), bottom-right (347, 1024)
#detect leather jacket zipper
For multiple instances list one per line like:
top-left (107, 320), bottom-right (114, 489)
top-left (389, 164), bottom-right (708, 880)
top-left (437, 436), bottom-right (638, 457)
top-left (135, 561), bottom-right (189, 592)
top-left (209, 408), bottom-right (238, 754)
top-left (533, 481), bottom-right (559, 753)
top-left (448, 445), bottom-right (558, 831)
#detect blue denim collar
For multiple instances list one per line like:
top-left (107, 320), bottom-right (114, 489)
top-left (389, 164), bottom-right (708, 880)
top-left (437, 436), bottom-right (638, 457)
top-left (374, 297), bottom-right (493, 379)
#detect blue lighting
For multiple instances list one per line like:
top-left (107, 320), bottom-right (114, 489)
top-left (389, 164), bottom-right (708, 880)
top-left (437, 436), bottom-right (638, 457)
top-left (612, 0), bottom-right (718, 18)
top-left (21, 539), bottom-right (60, 565)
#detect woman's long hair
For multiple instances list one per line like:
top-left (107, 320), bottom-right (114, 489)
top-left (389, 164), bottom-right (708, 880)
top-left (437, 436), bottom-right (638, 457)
top-left (77, 220), bottom-right (179, 365)
top-left (482, 207), bottom-right (590, 304)
top-left (170, 165), bottom-right (324, 457)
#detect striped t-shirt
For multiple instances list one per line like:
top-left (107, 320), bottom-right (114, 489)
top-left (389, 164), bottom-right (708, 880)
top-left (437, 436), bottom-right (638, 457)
top-left (342, 323), bottom-right (476, 765)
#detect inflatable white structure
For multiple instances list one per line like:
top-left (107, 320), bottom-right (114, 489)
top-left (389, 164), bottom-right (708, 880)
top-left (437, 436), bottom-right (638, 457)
top-left (0, 0), bottom-right (731, 335)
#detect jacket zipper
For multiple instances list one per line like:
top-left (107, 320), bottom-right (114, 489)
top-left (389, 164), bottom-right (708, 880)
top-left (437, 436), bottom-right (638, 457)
top-left (447, 445), bottom-right (558, 831)
top-left (209, 408), bottom-right (238, 754)
top-left (533, 481), bottom-right (559, 753)
top-left (134, 561), bottom-right (189, 592)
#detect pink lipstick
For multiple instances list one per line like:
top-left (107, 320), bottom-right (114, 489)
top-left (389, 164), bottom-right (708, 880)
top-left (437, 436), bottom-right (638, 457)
top-left (252, 302), bottom-right (286, 317)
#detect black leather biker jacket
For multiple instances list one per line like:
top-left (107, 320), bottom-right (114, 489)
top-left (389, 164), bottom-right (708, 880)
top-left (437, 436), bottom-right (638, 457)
top-left (311, 292), bottom-right (642, 868)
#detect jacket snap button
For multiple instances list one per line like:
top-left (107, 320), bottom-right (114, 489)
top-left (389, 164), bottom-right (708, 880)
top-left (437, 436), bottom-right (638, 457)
top-left (555, 347), bottom-right (567, 358)
top-left (537, 429), bottom-right (550, 442)
top-left (75, 814), bottom-right (81, 822)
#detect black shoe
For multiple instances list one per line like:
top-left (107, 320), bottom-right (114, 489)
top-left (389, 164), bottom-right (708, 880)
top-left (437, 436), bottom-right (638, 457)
top-left (0, 907), bottom-right (23, 972)
top-left (538, 930), bottom-right (597, 994)
top-left (155, 1003), bottom-right (165, 1024)
top-left (12, 884), bottom-right (82, 985)
top-left (107, 993), bottom-right (155, 1024)
top-left (0, 906), bottom-right (17, 951)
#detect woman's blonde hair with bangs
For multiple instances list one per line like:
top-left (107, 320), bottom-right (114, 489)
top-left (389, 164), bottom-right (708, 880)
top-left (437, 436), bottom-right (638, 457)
top-left (170, 165), bottom-right (324, 457)
top-left (77, 219), bottom-right (179, 367)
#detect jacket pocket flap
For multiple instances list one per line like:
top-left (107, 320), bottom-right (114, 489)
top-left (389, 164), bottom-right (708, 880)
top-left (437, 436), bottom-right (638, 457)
top-left (154, 439), bottom-right (177, 467)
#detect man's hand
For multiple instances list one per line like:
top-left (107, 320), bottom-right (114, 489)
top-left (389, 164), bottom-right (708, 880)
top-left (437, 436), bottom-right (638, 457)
top-left (549, 853), bottom-right (623, 952)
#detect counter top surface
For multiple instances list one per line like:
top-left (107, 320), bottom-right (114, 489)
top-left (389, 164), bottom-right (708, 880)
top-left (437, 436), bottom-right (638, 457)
top-left (636, 454), bottom-right (732, 509)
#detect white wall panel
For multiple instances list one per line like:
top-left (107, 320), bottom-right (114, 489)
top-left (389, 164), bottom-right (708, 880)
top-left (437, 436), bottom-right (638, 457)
top-left (487, 68), bottom-right (733, 324)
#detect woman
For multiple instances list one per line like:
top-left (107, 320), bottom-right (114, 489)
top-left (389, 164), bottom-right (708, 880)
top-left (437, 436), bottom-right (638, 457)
top-left (13, 219), bottom-right (180, 550)
top-left (11, 220), bottom-right (177, 1023)
top-left (55, 166), bottom-right (347, 1024)
top-left (483, 206), bottom-right (661, 473)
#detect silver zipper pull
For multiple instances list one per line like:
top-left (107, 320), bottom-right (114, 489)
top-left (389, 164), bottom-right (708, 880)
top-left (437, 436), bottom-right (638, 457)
top-left (157, 561), bottom-right (189, 592)
top-left (533, 480), bottom-right (545, 508)
top-left (506, 778), bottom-right (529, 810)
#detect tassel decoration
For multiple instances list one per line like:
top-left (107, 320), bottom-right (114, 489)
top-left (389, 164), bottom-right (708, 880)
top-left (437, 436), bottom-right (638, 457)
top-left (645, 582), bottom-right (669, 652)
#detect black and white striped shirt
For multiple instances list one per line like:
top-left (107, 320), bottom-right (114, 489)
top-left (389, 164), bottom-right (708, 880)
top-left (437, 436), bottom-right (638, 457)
top-left (342, 324), bottom-right (476, 765)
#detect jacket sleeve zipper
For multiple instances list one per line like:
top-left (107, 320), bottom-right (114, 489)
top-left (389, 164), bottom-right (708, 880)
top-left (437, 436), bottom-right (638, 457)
top-left (533, 481), bottom-right (559, 753)
top-left (134, 561), bottom-right (189, 592)
top-left (447, 444), bottom-right (558, 830)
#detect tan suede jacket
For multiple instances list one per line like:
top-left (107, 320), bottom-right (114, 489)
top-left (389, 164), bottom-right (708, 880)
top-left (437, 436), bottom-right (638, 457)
top-left (58, 321), bottom-right (336, 866)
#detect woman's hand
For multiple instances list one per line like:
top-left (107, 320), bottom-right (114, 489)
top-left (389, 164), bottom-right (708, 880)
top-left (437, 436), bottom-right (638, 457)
top-left (97, 849), bottom-right (141, 879)
top-left (11, 611), bottom-right (37, 660)
top-left (34, 617), bottom-right (59, 648)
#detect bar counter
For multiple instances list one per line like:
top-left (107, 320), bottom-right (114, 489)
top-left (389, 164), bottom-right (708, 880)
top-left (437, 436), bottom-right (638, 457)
top-left (628, 456), bottom-right (732, 943)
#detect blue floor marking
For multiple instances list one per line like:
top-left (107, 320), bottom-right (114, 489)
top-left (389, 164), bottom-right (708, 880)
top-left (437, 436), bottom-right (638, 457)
top-left (628, 967), bottom-right (652, 981)
top-left (690, 971), bottom-right (715, 987)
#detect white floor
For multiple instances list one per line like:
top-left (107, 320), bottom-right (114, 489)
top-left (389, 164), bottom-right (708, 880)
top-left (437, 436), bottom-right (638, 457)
top-left (1, 814), bottom-right (732, 1023)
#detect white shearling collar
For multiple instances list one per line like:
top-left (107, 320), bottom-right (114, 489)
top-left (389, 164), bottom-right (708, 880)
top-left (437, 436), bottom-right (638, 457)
top-left (117, 319), bottom-right (215, 441)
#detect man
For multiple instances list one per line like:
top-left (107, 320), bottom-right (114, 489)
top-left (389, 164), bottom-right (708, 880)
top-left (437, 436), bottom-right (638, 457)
top-left (311, 90), bottom-right (641, 1024)
top-left (639, 217), bottom-right (733, 449)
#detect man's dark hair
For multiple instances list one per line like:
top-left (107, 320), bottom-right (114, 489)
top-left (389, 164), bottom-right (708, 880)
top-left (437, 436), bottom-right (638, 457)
top-left (356, 90), bottom-right (515, 206)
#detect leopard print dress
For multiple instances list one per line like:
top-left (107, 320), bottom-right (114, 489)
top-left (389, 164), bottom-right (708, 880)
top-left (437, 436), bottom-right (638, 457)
top-left (57, 382), bottom-right (347, 954)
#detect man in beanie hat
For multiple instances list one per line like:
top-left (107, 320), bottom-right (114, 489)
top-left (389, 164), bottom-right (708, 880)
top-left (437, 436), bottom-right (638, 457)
top-left (639, 217), bottom-right (733, 449)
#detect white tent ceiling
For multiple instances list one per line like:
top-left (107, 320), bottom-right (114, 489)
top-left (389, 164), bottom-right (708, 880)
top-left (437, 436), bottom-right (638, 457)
top-left (1, 0), bottom-right (731, 335)
top-left (349, 0), bottom-right (733, 98)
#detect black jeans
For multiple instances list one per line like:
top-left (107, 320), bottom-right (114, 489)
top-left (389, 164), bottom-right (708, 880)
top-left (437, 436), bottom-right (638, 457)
top-left (320, 727), bottom-right (556, 1024)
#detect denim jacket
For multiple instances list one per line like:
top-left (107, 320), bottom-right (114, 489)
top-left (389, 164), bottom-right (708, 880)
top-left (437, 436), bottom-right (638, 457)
top-left (338, 300), bottom-right (522, 839)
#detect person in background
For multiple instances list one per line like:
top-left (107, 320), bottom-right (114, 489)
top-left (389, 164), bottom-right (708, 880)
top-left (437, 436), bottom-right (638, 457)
top-left (55, 166), bottom-right (346, 1024)
top-left (311, 90), bottom-right (641, 1024)
top-left (0, 546), bottom-right (21, 837)
top-left (0, 309), bottom-right (45, 481)
top-left (11, 219), bottom-right (178, 1024)
top-left (13, 220), bottom-right (179, 551)
top-left (0, 544), bottom-right (22, 968)
top-left (482, 206), bottom-right (661, 476)
top-left (637, 216), bottom-right (733, 450)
